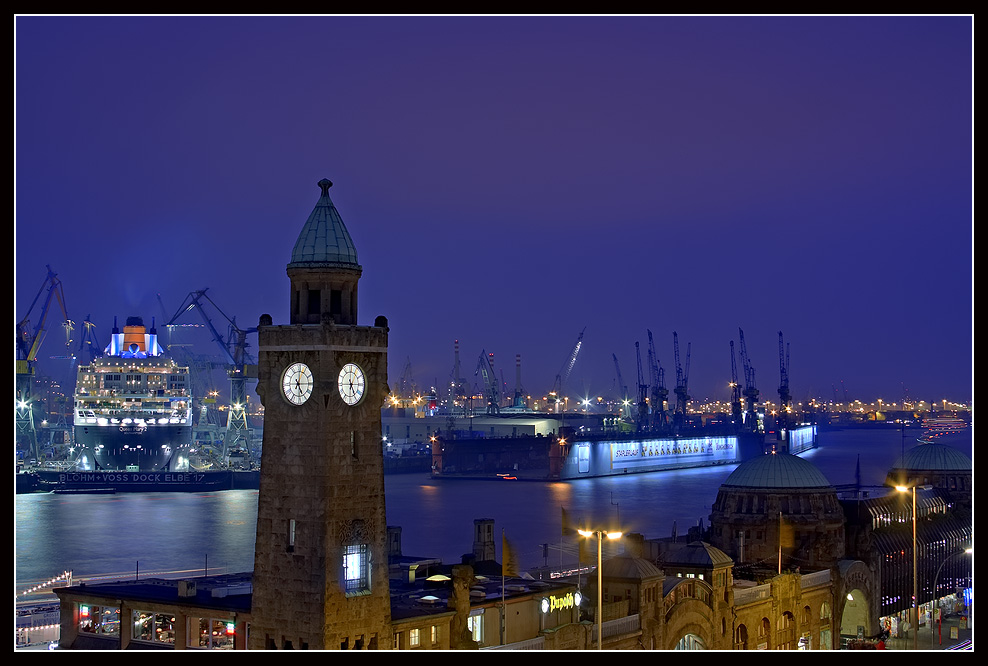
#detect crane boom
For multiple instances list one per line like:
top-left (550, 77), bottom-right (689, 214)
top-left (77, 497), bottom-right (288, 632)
top-left (166, 288), bottom-right (258, 466)
top-left (738, 327), bottom-right (760, 431)
top-left (778, 330), bottom-right (792, 429)
top-left (730, 340), bottom-right (742, 421)
top-left (612, 353), bottom-right (633, 421)
top-left (635, 341), bottom-right (648, 432)
top-left (551, 327), bottom-right (586, 403)
top-left (647, 329), bottom-right (669, 431)
top-left (16, 265), bottom-right (73, 458)
top-left (612, 354), bottom-right (628, 401)
top-left (76, 315), bottom-right (100, 364)
top-left (167, 288), bottom-right (256, 368)
top-left (778, 331), bottom-right (791, 401)
top-left (558, 327), bottom-right (585, 387)
top-left (672, 332), bottom-right (691, 431)
top-left (17, 265), bottom-right (72, 367)
top-left (673, 332), bottom-right (682, 389)
top-left (476, 350), bottom-right (500, 414)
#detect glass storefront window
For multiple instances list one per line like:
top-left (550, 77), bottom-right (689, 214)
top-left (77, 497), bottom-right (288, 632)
top-left (132, 610), bottom-right (176, 644)
top-left (134, 611), bottom-right (154, 642)
top-left (79, 605), bottom-right (120, 635)
top-left (191, 617), bottom-right (235, 649)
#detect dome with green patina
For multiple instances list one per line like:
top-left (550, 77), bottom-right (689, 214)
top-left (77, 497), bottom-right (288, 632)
top-left (889, 442), bottom-right (971, 473)
top-left (600, 553), bottom-right (663, 581)
top-left (721, 451), bottom-right (833, 489)
top-left (661, 541), bottom-right (734, 570)
top-left (710, 452), bottom-right (845, 570)
top-left (288, 178), bottom-right (360, 269)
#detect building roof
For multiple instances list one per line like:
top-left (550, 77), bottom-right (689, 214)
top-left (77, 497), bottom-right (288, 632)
top-left (389, 573), bottom-right (572, 622)
top-left (55, 569), bottom-right (573, 627)
top-left (889, 442), bottom-right (972, 473)
top-left (721, 452), bottom-right (832, 489)
top-left (288, 178), bottom-right (360, 269)
top-left (600, 554), bottom-right (663, 581)
top-left (660, 541), bottom-right (733, 569)
top-left (54, 574), bottom-right (254, 615)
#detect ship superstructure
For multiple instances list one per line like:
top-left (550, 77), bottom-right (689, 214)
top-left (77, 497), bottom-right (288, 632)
top-left (73, 316), bottom-right (193, 472)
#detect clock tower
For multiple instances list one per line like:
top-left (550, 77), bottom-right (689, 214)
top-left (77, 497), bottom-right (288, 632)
top-left (249, 179), bottom-right (392, 650)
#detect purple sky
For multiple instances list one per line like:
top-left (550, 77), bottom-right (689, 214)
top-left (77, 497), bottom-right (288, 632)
top-left (15, 16), bottom-right (973, 408)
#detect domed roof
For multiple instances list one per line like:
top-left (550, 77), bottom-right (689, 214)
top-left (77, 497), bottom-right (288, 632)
top-left (288, 178), bottom-right (360, 268)
top-left (600, 554), bottom-right (663, 581)
top-left (890, 442), bottom-right (971, 473)
top-left (662, 541), bottom-right (733, 569)
top-left (722, 452), bottom-right (832, 489)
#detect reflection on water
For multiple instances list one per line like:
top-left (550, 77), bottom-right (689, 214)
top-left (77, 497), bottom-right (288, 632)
top-left (16, 428), bottom-right (971, 587)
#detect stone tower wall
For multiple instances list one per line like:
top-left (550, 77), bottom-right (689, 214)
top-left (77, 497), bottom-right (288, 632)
top-left (250, 320), bottom-right (391, 649)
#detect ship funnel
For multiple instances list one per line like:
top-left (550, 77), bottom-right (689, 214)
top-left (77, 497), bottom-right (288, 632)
top-left (106, 316), bottom-right (125, 356)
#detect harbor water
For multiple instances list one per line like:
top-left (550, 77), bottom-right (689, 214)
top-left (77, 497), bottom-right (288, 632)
top-left (15, 426), bottom-right (972, 591)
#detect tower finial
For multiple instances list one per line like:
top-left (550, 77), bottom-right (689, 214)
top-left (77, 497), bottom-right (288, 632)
top-left (318, 178), bottom-right (333, 196)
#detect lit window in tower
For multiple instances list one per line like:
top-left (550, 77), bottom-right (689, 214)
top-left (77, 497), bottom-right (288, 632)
top-left (343, 544), bottom-right (369, 594)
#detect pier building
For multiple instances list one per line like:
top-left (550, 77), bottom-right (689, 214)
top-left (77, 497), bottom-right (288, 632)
top-left (51, 180), bottom-right (971, 651)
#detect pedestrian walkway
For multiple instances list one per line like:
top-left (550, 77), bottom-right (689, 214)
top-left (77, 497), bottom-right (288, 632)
top-left (882, 614), bottom-right (973, 650)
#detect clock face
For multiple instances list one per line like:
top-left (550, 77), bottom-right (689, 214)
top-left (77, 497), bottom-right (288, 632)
top-left (338, 363), bottom-right (365, 406)
top-left (282, 362), bottom-right (314, 405)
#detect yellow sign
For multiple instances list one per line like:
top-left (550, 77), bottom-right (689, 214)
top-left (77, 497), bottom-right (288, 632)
top-left (545, 592), bottom-right (577, 613)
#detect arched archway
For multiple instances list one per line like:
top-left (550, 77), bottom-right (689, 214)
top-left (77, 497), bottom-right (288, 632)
top-left (834, 559), bottom-right (879, 647)
top-left (659, 587), bottom-right (716, 650)
top-left (734, 623), bottom-right (749, 649)
top-left (840, 587), bottom-right (871, 642)
top-left (778, 611), bottom-right (796, 649)
top-left (756, 617), bottom-right (772, 649)
top-left (820, 601), bottom-right (833, 649)
top-left (675, 633), bottom-right (706, 649)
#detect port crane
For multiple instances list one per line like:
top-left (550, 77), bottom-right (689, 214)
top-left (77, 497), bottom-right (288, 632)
top-left (449, 340), bottom-right (468, 415)
top-left (635, 341), bottom-right (649, 432)
top-left (512, 354), bottom-right (525, 409)
top-left (612, 353), bottom-right (632, 421)
top-left (16, 265), bottom-right (73, 460)
top-left (74, 315), bottom-right (101, 365)
top-left (672, 332), bottom-right (691, 432)
top-left (647, 330), bottom-right (669, 431)
top-left (729, 340), bottom-right (743, 426)
top-left (549, 327), bottom-right (585, 413)
top-left (738, 327), bottom-right (760, 431)
top-left (167, 289), bottom-right (258, 468)
top-left (49, 313), bottom-right (100, 374)
top-left (157, 294), bottom-right (228, 458)
top-left (397, 357), bottom-right (418, 401)
top-left (777, 331), bottom-right (792, 430)
top-left (475, 351), bottom-right (500, 415)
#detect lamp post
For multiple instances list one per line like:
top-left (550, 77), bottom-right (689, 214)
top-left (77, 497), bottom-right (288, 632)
top-left (577, 528), bottom-right (621, 650)
top-left (895, 483), bottom-right (932, 651)
top-left (931, 548), bottom-right (973, 648)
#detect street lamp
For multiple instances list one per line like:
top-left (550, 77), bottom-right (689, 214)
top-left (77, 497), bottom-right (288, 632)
top-left (931, 547), bottom-right (973, 648)
top-left (895, 483), bottom-right (932, 650)
top-left (577, 528), bottom-right (622, 649)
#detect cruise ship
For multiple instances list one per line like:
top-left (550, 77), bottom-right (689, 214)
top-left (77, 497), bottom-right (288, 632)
top-left (73, 316), bottom-right (193, 472)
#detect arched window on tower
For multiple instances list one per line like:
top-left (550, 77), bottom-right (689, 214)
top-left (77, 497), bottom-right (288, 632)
top-left (734, 624), bottom-right (748, 650)
top-left (778, 611), bottom-right (795, 649)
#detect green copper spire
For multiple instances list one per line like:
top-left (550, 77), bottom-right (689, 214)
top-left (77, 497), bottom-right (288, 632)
top-left (288, 178), bottom-right (360, 268)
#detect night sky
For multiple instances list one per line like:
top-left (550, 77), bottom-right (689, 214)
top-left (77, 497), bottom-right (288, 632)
top-left (15, 15), bottom-right (973, 409)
